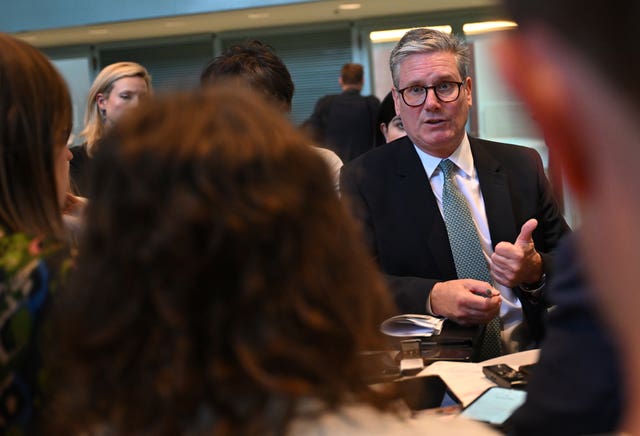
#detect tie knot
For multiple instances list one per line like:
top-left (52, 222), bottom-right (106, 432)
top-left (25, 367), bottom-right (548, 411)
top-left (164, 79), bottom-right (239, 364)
top-left (438, 159), bottom-right (456, 179)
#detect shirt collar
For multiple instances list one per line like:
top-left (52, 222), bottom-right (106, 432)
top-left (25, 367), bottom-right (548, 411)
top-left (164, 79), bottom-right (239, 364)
top-left (413, 133), bottom-right (475, 179)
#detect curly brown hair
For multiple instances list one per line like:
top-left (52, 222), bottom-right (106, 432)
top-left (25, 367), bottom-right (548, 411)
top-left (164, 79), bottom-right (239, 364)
top-left (47, 87), bottom-right (398, 435)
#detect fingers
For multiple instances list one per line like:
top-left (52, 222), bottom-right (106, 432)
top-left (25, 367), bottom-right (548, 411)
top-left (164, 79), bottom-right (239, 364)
top-left (63, 193), bottom-right (88, 216)
top-left (493, 240), bottom-right (525, 262)
top-left (490, 237), bottom-right (543, 286)
top-left (515, 218), bottom-right (538, 245)
top-left (451, 305), bottom-right (500, 325)
top-left (490, 218), bottom-right (539, 285)
top-left (431, 280), bottom-right (501, 324)
top-left (465, 294), bottom-right (501, 315)
top-left (490, 257), bottom-right (519, 287)
top-left (455, 296), bottom-right (501, 324)
top-left (494, 218), bottom-right (538, 262)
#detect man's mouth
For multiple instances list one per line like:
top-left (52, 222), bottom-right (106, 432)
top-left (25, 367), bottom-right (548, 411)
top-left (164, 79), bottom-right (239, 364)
top-left (425, 119), bottom-right (446, 125)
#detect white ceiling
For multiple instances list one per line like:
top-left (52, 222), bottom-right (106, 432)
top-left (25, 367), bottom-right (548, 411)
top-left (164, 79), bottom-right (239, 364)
top-left (16, 0), bottom-right (499, 48)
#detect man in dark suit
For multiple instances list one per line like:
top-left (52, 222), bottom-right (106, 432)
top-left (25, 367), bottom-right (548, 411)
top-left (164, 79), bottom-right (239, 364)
top-left (341, 28), bottom-right (569, 353)
top-left (307, 63), bottom-right (380, 163)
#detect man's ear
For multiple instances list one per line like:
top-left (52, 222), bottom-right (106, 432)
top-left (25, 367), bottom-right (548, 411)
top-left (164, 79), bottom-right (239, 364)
top-left (391, 87), bottom-right (402, 118)
top-left (464, 76), bottom-right (472, 107)
top-left (494, 31), bottom-right (590, 198)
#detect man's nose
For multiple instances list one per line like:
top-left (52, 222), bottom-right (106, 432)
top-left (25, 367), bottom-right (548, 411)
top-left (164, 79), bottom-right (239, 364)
top-left (423, 88), bottom-right (441, 110)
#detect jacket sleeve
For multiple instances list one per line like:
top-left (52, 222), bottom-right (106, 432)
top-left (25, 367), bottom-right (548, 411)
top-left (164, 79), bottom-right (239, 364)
top-left (340, 162), bottom-right (438, 314)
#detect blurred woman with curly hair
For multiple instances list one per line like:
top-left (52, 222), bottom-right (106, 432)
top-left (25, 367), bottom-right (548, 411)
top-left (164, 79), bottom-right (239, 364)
top-left (48, 87), bottom-right (497, 435)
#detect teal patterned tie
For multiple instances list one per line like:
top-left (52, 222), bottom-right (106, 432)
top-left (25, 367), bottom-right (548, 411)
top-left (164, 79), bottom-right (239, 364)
top-left (438, 159), bottom-right (502, 360)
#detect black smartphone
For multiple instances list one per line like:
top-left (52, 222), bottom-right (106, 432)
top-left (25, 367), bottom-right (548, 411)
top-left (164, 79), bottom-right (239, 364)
top-left (395, 375), bottom-right (461, 411)
top-left (421, 346), bottom-right (473, 363)
top-left (518, 363), bottom-right (537, 376)
top-left (482, 363), bottom-right (527, 389)
top-left (460, 386), bottom-right (527, 428)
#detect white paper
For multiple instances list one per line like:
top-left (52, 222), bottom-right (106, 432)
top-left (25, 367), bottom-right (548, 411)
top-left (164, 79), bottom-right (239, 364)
top-left (420, 349), bottom-right (540, 407)
top-left (380, 314), bottom-right (445, 337)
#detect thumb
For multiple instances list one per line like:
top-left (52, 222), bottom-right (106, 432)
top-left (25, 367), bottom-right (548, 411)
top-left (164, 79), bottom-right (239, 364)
top-left (516, 218), bottom-right (538, 245)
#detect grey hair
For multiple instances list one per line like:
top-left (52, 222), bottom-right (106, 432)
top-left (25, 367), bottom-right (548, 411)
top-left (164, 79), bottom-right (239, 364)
top-left (389, 28), bottom-right (470, 88)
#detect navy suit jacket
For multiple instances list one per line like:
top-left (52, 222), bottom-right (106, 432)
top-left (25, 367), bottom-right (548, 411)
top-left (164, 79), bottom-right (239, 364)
top-left (505, 235), bottom-right (622, 435)
top-left (340, 135), bottom-right (570, 343)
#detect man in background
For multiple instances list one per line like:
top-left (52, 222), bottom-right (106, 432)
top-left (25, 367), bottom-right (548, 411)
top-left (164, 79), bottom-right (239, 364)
top-left (307, 63), bottom-right (380, 162)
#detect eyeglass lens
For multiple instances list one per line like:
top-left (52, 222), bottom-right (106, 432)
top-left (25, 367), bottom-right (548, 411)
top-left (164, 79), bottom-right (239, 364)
top-left (402, 82), bottom-right (461, 106)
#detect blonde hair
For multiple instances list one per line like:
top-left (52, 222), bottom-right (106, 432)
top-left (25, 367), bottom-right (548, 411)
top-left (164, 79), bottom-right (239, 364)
top-left (81, 62), bottom-right (151, 156)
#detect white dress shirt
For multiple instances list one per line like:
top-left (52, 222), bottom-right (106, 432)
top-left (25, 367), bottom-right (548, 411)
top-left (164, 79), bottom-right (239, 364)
top-left (413, 134), bottom-right (524, 351)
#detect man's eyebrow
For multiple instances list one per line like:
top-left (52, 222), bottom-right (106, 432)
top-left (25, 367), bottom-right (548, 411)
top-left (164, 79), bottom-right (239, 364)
top-left (401, 75), bottom-right (460, 87)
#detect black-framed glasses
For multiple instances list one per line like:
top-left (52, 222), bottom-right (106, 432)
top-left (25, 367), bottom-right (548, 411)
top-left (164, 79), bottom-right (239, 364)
top-left (398, 81), bottom-right (464, 106)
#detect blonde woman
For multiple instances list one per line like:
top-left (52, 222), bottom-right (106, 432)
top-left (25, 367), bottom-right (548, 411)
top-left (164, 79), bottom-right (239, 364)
top-left (70, 61), bottom-right (151, 196)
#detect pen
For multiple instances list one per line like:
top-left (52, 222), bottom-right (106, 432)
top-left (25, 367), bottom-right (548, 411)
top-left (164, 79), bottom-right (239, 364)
top-left (473, 288), bottom-right (496, 298)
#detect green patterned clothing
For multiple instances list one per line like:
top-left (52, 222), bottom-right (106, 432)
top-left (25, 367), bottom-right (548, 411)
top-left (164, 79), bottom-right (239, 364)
top-left (0, 229), bottom-right (69, 434)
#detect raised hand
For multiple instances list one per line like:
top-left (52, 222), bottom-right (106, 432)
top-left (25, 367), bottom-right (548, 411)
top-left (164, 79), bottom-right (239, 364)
top-left (490, 218), bottom-right (543, 287)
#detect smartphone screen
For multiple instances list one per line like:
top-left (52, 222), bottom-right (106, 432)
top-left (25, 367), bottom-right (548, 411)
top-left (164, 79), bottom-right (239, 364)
top-left (460, 386), bottom-right (527, 426)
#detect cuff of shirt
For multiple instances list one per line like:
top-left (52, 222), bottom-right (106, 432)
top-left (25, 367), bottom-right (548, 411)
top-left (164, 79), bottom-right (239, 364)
top-left (425, 292), bottom-right (435, 315)
top-left (425, 286), bottom-right (443, 316)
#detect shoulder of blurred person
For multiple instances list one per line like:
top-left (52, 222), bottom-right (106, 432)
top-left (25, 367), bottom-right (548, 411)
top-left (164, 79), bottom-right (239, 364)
top-left (505, 234), bottom-right (623, 435)
top-left (495, 0), bottom-right (639, 431)
top-left (288, 401), bottom-right (500, 435)
top-left (311, 146), bottom-right (343, 193)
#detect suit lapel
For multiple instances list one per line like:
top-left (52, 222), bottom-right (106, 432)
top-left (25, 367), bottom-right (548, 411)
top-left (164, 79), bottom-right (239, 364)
top-left (394, 138), bottom-right (456, 278)
top-left (471, 138), bottom-right (517, 247)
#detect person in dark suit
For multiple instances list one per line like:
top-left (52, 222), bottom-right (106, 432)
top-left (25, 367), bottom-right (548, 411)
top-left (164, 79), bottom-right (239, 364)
top-left (504, 234), bottom-right (622, 435)
top-left (307, 63), bottom-right (380, 163)
top-left (341, 28), bottom-right (570, 353)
